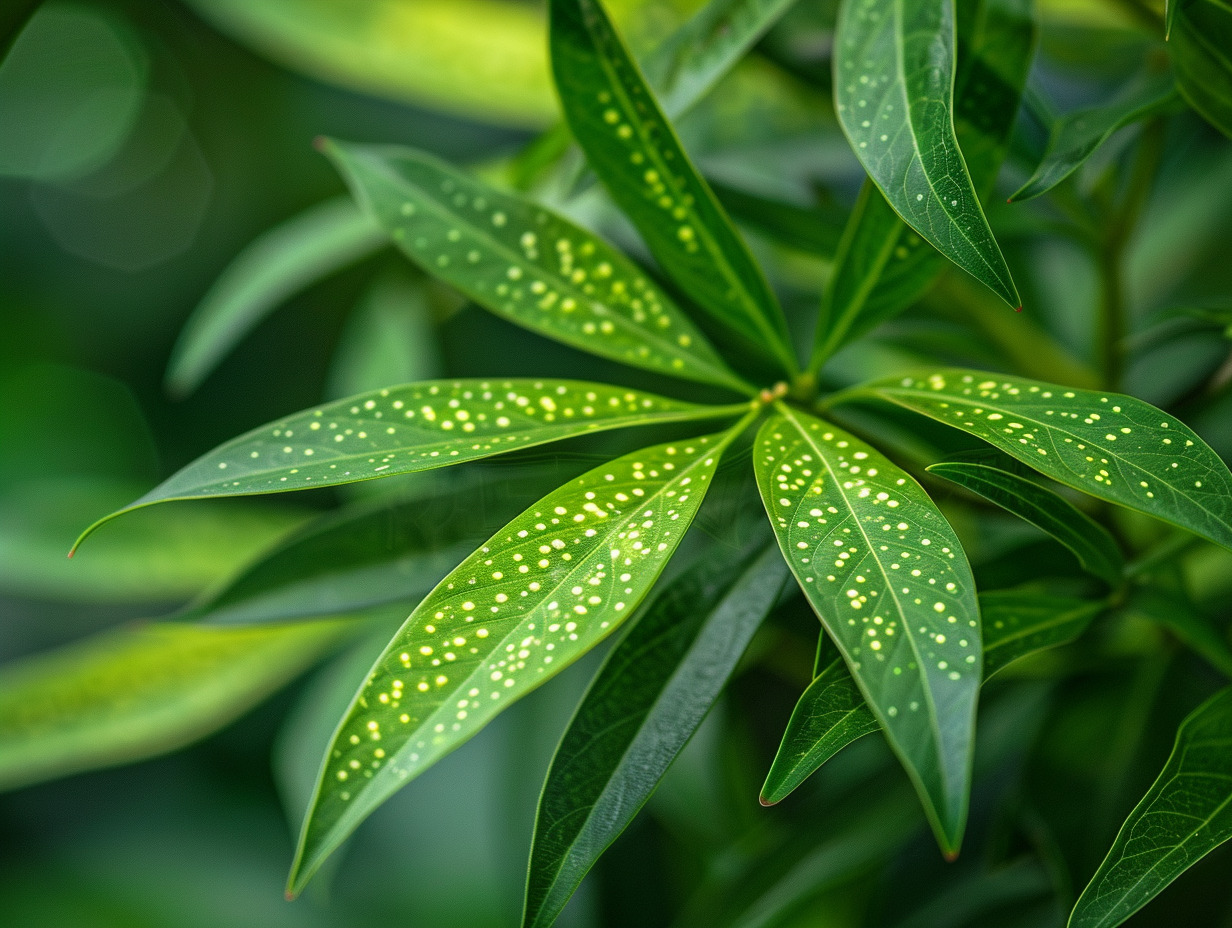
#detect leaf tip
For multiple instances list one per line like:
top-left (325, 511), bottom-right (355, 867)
top-left (758, 793), bottom-right (776, 807)
top-left (943, 847), bottom-right (961, 863)
top-left (1014, 304), bottom-right (1023, 313)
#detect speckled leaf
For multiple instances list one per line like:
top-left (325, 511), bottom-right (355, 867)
top-left (549, 0), bottom-right (797, 373)
top-left (1010, 74), bottom-right (1179, 202)
top-left (1069, 686), bottom-right (1232, 928)
top-left (833, 0), bottom-right (1020, 310)
top-left (1169, 0), bottom-right (1232, 139)
top-left (523, 542), bottom-right (788, 928)
top-left (73, 380), bottom-right (745, 552)
top-left (0, 619), bottom-right (353, 792)
top-left (868, 370), bottom-right (1232, 551)
top-left (813, 0), bottom-right (1034, 365)
top-left (323, 140), bottom-right (751, 394)
top-left (288, 429), bottom-right (738, 895)
top-left (927, 459), bottom-right (1124, 586)
top-left (166, 196), bottom-right (387, 397)
top-left (754, 405), bottom-right (981, 853)
top-left (760, 590), bottom-right (1103, 804)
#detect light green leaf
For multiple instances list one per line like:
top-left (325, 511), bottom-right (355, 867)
top-left (1169, 0), bottom-right (1232, 139)
top-left (927, 458), bottom-right (1124, 586)
top-left (813, 0), bottom-right (1034, 365)
top-left (549, 0), bottom-right (797, 373)
top-left (866, 370), bottom-right (1232, 551)
top-left (288, 427), bottom-right (742, 895)
top-left (832, 0), bottom-right (1020, 310)
top-left (73, 380), bottom-right (747, 552)
top-left (760, 590), bottom-right (1103, 804)
top-left (165, 196), bottom-right (387, 397)
top-left (1010, 74), bottom-right (1179, 202)
top-left (754, 404), bottom-right (981, 854)
top-left (0, 619), bottom-right (353, 792)
top-left (324, 140), bottom-right (752, 394)
top-left (523, 541), bottom-right (788, 928)
top-left (1069, 685), bottom-right (1232, 928)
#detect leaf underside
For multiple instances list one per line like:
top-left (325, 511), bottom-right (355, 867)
top-left (289, 428), bottom-right (736, 895)
top-left (869, 370), bottom-right (1232, 551)
top-left (755, 403), bottom-right (980, 853)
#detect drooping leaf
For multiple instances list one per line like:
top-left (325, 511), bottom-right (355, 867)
top-left (927, 458), bottom-right (1124, 586)
top-left (754, 404), bottom-right (981, 853)
top-left (288, 427), bottom-right (742, 895)
top-left (1169, 0), bottom-right (1232, 139)
top-left (73, 380), bottom-right (746, 552)
top-left (761, 590), bottom-right (1104, 805)
top-left (1010, 74), bottom-right (1179, 202)
top-left (549, 0), bottom-right (797, 373)
top-left (1069, 685), bottom-right (1232, 928)
top-left (194, 475), bottom-right (557, 625)
top-left (813, 0), bottom-right (1034, 365)
top-left (866, 370), bottom-right (1232, 551)
top-left (832, 0), bottom-right (1020, 309)
top-left (324, 140), bottom-right (752, 394)
top-left (0, 619), bottom-right (354, 792)
top-left (165, 196), bottom-right (387, 397)
top-left (523, 541), bottom-right (788, 928)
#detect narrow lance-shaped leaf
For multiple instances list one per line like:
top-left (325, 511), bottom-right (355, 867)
top-left (165, 196), bottom-right (387, 397)
top-left (0, 619), bottom-right (353, 792)
top-left (1166, 0), bottom-right (1178, 40)
top-left (1010, 74), bottom-right (1180, 203)
top-left (833, 0), bottom-right (1020, 309)
top-left (927, 458), bottom-right (1124, 586)
top-left (324, 140), bottom-right (752, 394)
top-left (549, 0), bottom-right (797, 373)
top-left (1169, 0), bottom-right (1232, 139)
top-left (813, 0), bottom-right (1034, 366)
top-left (755, 404), bottom-right (981, 854)
top-left (288, 427), bottom-right (743, 895)
top-left (1069, 686), bottom-right (1232, 928)
top-left (72, 380), bottom-right (747, 552)
top-left (761, 590), bottom-right (1105, 805)
top-left (866, 370), bottom-right (1232, 551)
top-left (523, 542), bottom-right (789, 928)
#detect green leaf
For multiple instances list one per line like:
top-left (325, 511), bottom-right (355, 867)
top-left (0, 619), bottom-right (353, 792)
top-left (1069, 685), bottom-right (1232, 928)
top-left (1128, 585), bottom-right (1232, 678)
top-left (288, 426), bottom-right (742, 895)
top-left (927, 458), bottom-right (1124, 586)
top-left (548, 0), bottom-right (797, 373)
top-left (710, 180), bottom-right (847, 259)
top-left (761, 590), bottom-right (1103, 805)
top-left (754, 404), bottom-right (980, 853)
top-left (73, 380), bottom-right (746, 552)
top-left (324, 140), bottom-right (752, 394)
top-left (866, 370), bottom-right (1232, 551)
top-left (1010, 74), bottom-right (1179, 203)
top-left (813, 0), bottom-right (1034, 365)
top-left (1166, 0), bottom-right (1178, 40)
top-left (165, 196), bottom-right (387, 397)
top-left (1169, 0), bottom-right (1232, 139)
top-left (523, 541), bottom-right (788, 928)
top-left (833, 0), bottom-right (1020, 309)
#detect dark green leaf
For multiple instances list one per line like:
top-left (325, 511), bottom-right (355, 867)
top-left (1166, 0), bottom-right (1178, 40)
top-left (165, 196), bottom-right (387, 397)
top-left (711, 180), bottom-right (847, 259)
top-left (324, 140), bottom-right (752, 393)
top-left (1010, 74), bottom-right (1179, 202)
top-left (833, 0), bottom-right (1020, 308)
top-left (0, 619), bottom-right (353, 791)
top-left (1129, 586), bottom-right (1232, 677)
top-left (761, 590), bottom-right (1103, 804)
top-left (813, 0), bottom-right (1034, 364)
top-left (755, 404), bottom-right (980, 853)
top-left (73, 380), bottom-right (746, 552)
top-left (549, 0), bottom-right (797, 372)
top-left (927, 458), bottom-right (1124, 585)
top-left (1169, 0), bottom-right (1232, 139)
top-left (288, 426), bottom-right (742, 895)
top-left (523, 541), bottom-right (788, 928)
top-left (867, 370), bottom-right (1232, 551)
top-left (1069, 685), bottom-right (1232, 928)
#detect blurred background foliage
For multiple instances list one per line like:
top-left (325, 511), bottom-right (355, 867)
top-left (2, 1), bottom-right (1232, 926)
